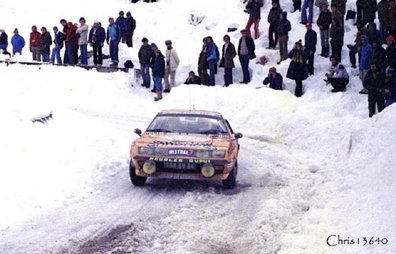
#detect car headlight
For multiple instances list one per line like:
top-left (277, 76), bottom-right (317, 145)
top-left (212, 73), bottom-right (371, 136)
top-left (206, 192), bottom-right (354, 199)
top-left (142, 160), bottom-right (156, 174)
top-left (201, 163), bottom-right (215, 178)
top-left (139, 147), bottom-right (154, 154)
top-left (212, 150), bottom-right (226, 158)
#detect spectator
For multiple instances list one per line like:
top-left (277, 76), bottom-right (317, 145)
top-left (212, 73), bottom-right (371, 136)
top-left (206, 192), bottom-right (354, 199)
top-left (116, 11), bottom-right (126, 43)
top-left (40, 27), bottom-right (52, 62)
top-left (206, 36), bottom-right (220, 86)
top-left (263, 67), bottom-right (283, 90)
top-left (125, 11), bottom-right (136, 47)
top-left (65, 22), bottom-right (77, 65)
top-left (385, 35), bottom-right (396, 70)
top-left (76, 17), bottom-right (89, 65)
top-left (164, 40), bottom-right (180, 93)
top-left (286, 40), bottom-right (309, 97)
top-left (330, 3), bottom-right (344, 32)
top-left (324, 55), bottom-right (349, 92)
top-left (367, 22), bottom-right (382, 46)
top-left (106, 17), bottom-right (120, 66)
top-left (245, 0), bottom-right (264, 39)
top-left (329, 19), bottom-right (343, 62)
top-left (356, 0), bottom-right (377, 27)
top-left (347, 21), bottom-right (368, 68)
top-left (363, 62), bottom-right (386, 117)
top-left (331, 0), bottom-right (347, 16)
top-left (384, 68), bottom-right (396, 106)
top-left (220, 34), bottom-right (237, 86)
top-left (184, 71), bottom-right (202, 85)
top-left (371, 39), bottom-right (386, 71)
top-left (60, 19), bottom-right (69, 64)
top-left (0, 28), bottom-right (9, 55)
top-left (304, 22), bottom-right (317, 75)
top-left (152, 48), bottom-right (165, 101)
top-left (29, 25), bottom-right (41, 61)
top-left (301, 0), bottom-right (314, 24)
top-left (377, 0), bottom-right (389, 43)
top-left (50, 26), bottom-right (65, 64)
top-left (11, 28), bottom-right (25, 56)
top-left (198, 38), bottom-right (209, 85)
top-left (388, 0), bottom-right (396, 37)
top-left (88, 21), bottom-right (106, 66)
top-left (292, 0), bottom-right (301, 12)
top-left (138, 37), bottom-right (154, 88)
top-left (317, 2), bottom-right (332, 57)
top-left (238, 29), bottom-right (256, 83)
top-left (267, 0), bottom-right (282, 49)
top-left (359, 35), bottom-right (373, 94)
top-left (276, 11), bottom-right (291, 64)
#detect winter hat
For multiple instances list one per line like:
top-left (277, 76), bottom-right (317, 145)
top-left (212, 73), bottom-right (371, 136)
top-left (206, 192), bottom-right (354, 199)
top-left (295, 40), bottom-right (302, 47)
top-left (386, 35), bottom-right (395, 42)
top-left (93, 20), bottom-right (100, 24)
top-left (305, 22), bottom-right (312, 28)
top-left (165, 40), bottom-right (172, 45)
top-left (150, 43), bottom-right (158, 49)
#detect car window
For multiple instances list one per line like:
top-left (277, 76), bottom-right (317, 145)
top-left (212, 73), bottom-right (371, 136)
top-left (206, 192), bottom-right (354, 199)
top-left (146, 115), bottom-right (229, 135)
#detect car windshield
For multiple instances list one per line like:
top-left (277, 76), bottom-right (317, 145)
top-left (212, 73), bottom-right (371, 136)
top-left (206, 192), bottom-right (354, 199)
top-left (146, 114), bottom-right (229, 135)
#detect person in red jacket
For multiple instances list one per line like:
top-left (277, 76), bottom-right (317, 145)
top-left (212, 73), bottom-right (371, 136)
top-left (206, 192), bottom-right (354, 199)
top-left (29, 25), bottom-right (41, 61)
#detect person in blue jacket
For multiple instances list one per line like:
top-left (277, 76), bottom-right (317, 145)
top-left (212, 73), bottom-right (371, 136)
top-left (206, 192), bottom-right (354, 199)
top-left (152, 48), bottom-right (165, 101)
top-left (359, 35), bottom-right (373, 94)
top-left (11, 28), bottom-right (25, 56)
top-left (263, 67), bottom-right (283, 90)
top-left (205, 36), bottom-right (219, 86)
top-left (107, 17), bottom-right (120, 66)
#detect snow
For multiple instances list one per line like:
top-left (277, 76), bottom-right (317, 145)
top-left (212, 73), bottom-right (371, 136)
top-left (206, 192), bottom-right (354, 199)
top-left (0, 0), bottom-right (395, 253)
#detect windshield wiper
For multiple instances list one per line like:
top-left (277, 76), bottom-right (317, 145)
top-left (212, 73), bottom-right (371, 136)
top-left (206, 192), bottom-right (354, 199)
top-left (199, 130), bottom-right (227, 135)
top-left (146, 128), bottom-right (171, 133)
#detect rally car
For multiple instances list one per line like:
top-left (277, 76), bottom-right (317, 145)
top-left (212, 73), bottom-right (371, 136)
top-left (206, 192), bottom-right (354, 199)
top-left (129, 109), bottom-right (242, 189)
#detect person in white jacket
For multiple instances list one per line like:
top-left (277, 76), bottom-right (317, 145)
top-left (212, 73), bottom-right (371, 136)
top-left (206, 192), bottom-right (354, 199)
top-left (164, 40), bottom-right (180, 92)
top-left (76, 17), bottom-right (89, 65)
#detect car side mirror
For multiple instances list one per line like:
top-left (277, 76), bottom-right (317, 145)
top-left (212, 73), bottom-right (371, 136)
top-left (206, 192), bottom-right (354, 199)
top-left (134, 128), bottom-right (142, 136)
top-left (234, 133), bottom-right (243, 139)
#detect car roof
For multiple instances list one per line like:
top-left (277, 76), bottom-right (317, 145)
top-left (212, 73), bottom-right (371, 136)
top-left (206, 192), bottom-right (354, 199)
top-left (156, 109), bottom-right (224, 119)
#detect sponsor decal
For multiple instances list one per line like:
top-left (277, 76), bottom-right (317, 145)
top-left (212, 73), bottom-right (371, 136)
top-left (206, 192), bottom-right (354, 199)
top-left (149, 157), bottom-right (212, 164)
top-left (148, 140), bottom-right (217, 150)
top-left (168, 149), bottom-right (194, 156)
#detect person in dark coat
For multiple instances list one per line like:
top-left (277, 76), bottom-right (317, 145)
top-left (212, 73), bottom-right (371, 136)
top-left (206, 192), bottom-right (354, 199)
top-left (287, 41), bottom-right (309, 97)
top-left (324, 55), bottom-right (349, 92)
top-left (384, 68), bottom-right (396, 106)
top-left (385, 35), bottom-right (396, 70)
top-left (125, 11), bottom-right (136, 47)
top-left (152, 48), bottom-right (165, 101)
top-left (317, 3), bottom-right (332, 57)
top-left (356, 0), bottom-right (377, 26)
top-left (40, 27), bottom-right (52, 62)
top-left (371, 39), bottom-right (387, 71)
top-left (377, 0), bottom-right (389, 43)
top-left (277, 11), bottom-right (291, 64)
top-left (347, 21), bottom-right (368, 68)
top-left (245, 0), bottom-right (264, 39)
top-left (11, 28), bottom-right (25, 56)
top-left (50, 26), bottom-right (64, 64)
top-left (363, 62), bottom-right (386, 117)
top-left (329, 19), bottom-right (343, 62)
top-left (304, 22), bottom-right (317, 75)
top-left (184, 71), bottom-right (202, 85)
top-left (238, 29), bottom-right (256, 83)
top-left (198, 38), bottom-right (209, 86)
top-left (138, 37), bottom-right (154, 88)
top-left (220, 34), bottom-right (236, 86)
top-left (88, 21), bottom-right (106, 66)
top-left (267, 0), bottom-right (282, 49)
top-left (331, 0), bottom-right (347, 16)
top-left (107, 17), bottom-right (121, 66)
top-left (0, 28), bottom-right (9, 55)
top-left (263, 67), bottom-right (283, 90)
top-left (116, 11), bottom-right (126, 43)
top-left (367, 22), bottom-right (382, 46)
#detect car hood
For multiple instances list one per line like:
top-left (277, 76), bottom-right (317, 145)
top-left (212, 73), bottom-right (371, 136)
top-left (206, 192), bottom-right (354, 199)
top-left (136, 133), bottom-right (231, 150)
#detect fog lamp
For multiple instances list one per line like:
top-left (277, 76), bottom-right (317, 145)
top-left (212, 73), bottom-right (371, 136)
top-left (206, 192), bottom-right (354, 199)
top-left (201, 163), bottom-right (215, 178)
top-left (142, 160), bottom-right (156, 174)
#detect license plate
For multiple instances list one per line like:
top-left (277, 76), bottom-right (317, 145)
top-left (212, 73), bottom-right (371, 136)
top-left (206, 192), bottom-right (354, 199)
top-left (163, 162), bottom-right (197, 170)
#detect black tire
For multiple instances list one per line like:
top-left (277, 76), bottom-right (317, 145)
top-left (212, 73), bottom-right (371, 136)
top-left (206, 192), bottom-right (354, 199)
top-left (129, 162), bottom-right (147, 186)
top-left (222, 164), bottom-right (237, 189)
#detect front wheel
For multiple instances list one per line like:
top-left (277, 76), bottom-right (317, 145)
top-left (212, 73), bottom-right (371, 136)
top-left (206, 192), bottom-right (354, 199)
top-left (129, 162), bottom-right (147, 186)
top-left (222, 164), bottom-right (237, 189)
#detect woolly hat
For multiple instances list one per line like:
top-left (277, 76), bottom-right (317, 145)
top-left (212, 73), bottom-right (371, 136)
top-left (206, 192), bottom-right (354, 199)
top-left (295, 40), bottom-right (302, 46)
top-left (150, 43), bottom-right (158, 49)
top-left (305, 22), bottom-right (312, 28)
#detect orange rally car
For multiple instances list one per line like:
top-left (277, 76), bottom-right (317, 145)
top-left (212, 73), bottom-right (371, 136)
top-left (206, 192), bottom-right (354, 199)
top-left (129, 109), bottom-right (242, 189)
